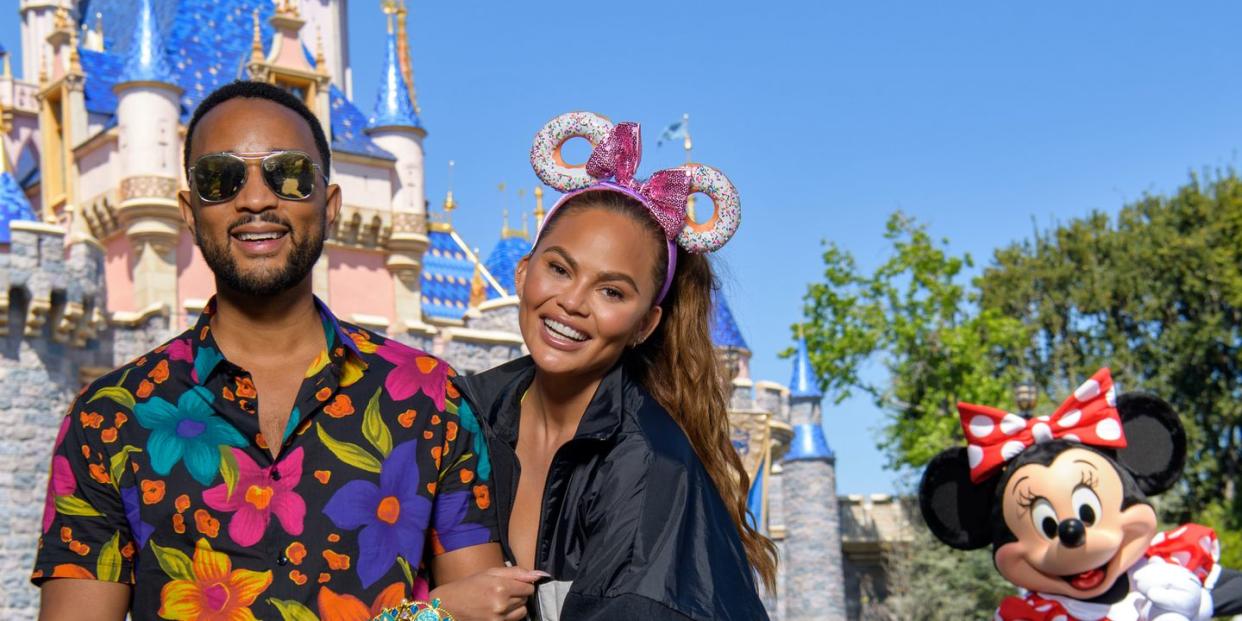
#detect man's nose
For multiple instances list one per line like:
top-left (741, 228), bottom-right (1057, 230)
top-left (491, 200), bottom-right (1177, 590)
top-left (232, 161), bottom-right (277, 212)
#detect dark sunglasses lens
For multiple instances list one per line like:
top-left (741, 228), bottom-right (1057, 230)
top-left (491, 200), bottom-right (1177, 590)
top-left (263, 152), bottom-right (317, 200)
top-left (193, 155), bottom-right (246, 202)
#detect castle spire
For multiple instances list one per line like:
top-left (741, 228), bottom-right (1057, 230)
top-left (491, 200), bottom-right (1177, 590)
top-left (789, 330), bottom-right (823, 399)
top-left (117, 0), bottom-right (174, 85)
top-left (367, 7), bottom-right (421, 130)
top-left (394, 1), bottom-right (421, 114)
top-left (533, 186), bottom-right (545, 227)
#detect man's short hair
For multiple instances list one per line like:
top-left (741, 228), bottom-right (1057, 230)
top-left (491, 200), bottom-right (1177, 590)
top-left (183, 80), bottom-right (331, 179)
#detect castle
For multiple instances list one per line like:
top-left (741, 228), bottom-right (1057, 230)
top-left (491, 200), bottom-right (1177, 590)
top-left (0, 1), bottom-right (909, 618)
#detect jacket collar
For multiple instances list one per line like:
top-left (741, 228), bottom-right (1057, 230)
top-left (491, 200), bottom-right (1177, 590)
top-left (456, 356), bottom-right (628, 447)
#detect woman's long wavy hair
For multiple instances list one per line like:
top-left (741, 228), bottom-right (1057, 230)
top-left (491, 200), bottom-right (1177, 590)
top-left (536, 190), bottom-right (778, 590)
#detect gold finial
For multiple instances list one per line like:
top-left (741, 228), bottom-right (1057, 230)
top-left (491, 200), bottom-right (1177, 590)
top-left (1, 51), bottom-right (11, 79)
top-left (501, 208), bottom-right (510, 234)
top-left (521, 210), bottom-right (529, 238)
top-left (442, 160), bottom-right (456, 216)
top-left (314, 27), bottom-right (327, 74)
top-left (533, 186), bottom-right (545, 225)
top-left (393, 0), bottom-right (419, 113)
top-left (0, 105), bottom-right (13, 175)
top-left (68, 26), bottom-right (82, 73)
top-left (250, 9), bottom-right (265, 63)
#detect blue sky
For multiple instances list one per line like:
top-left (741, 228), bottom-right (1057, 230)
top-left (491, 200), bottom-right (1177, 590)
top-left (5, 1), bottom-right (1242, 495)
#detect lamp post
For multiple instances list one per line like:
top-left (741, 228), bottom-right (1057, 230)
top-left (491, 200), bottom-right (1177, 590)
top-left (1014, 379), bottom-right (1039, 417)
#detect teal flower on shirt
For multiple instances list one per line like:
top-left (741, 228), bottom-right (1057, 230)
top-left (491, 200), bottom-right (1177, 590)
top-left (456, 400), bottom-right (490, 481)
top-left (133, 385), bottom-right (247, 485)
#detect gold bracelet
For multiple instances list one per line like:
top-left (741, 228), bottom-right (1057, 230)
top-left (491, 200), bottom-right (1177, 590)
top-left (371, 598), bottom-right (456, 621)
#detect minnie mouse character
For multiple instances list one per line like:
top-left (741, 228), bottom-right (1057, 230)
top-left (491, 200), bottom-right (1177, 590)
top-left (919, 368), bottom-right (1242, 620)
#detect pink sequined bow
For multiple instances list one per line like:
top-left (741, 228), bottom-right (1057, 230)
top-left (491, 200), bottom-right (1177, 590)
top-left (585, 122), bottom-right (691, 240)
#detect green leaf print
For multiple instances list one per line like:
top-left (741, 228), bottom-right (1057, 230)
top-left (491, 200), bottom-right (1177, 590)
top-left (54, 495), bottom-right (103, 517)
top-left (149, 541), bottom-right (195, 582)
top-left (108, 446), bottom-right (142, 491)
top-left (267, 598), bottom-right (320, 621)
top-left (362, 387), bottom-right (393, 458)
top-left (315, 423), bottom-right (382, 473)
top-left (96, 532), bottom-right (122, 582)
top-left (219, 445), bottom-right (240, 501)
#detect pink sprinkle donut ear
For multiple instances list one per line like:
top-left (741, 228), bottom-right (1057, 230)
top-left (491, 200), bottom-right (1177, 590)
top-left (530, 112), bottom-right (615, 193)
top-left (677, 163), bottom-right (741, 254)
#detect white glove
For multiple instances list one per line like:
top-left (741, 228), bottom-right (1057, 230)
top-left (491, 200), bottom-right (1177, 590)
top-left (1133, 559), bottom-right (1213, 621)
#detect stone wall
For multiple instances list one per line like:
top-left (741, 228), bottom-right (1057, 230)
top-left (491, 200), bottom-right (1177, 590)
top-left (783, 458), bottom-right (846, 621)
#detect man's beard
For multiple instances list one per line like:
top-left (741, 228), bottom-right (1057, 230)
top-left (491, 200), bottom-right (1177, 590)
top-left (197, 211), bottom-right (325, 297)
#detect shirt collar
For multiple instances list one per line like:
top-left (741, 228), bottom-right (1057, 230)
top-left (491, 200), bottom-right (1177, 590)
top-left (190, 295), bottom-right (363, 384)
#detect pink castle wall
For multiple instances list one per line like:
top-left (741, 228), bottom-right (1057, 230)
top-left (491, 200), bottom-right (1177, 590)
top-left (177, 231), bottom-right (216, 328)
top-left (103, 235), bottom-right (134, 314)
top-left (326, 246), bottom-right (394, 327)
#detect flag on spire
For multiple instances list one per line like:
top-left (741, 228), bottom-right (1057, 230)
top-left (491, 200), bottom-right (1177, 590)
top-left (657, 114), bottom-right (689, 147)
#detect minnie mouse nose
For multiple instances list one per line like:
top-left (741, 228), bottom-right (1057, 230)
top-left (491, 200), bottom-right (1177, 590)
top-left (1058, 518), bottom-right (1086, 548)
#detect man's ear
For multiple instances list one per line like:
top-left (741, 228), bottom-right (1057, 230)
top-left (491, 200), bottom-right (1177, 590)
top-left (513, 256), bottom-right (529, 298)
top-left (1115, 392), bottom-right (1186, 496)
top-left (324, 183), bottom-right (341, 233)
top-left (178, 189), bottom-right (197, 241)
top-left (919, 448), bottom-right (997, 550)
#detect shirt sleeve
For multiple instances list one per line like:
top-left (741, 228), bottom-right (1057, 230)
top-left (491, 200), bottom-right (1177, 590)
top-left (32, 394), bottom-right (135, 585)
top-left (428, 378), bottom-right (499, 556)
top-left (1146, 523), bottom-right (1220, 585)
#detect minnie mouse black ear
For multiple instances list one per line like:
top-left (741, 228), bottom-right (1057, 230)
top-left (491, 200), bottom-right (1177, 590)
top-left (918, 448), bottom-right (998, 550)
top-left (1115, 392), bottom-right (1186, 496)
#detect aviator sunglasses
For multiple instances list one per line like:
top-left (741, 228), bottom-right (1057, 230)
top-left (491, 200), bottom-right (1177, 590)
top-left (189, 150), bottom-right (328, 203)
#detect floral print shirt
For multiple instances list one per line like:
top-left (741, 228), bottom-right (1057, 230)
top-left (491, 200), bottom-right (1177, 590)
top-left (32, 298), bottom-right (497, 621)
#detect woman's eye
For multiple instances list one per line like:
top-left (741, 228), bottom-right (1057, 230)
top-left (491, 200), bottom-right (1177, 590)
top-left (1072, 486), bottom-right (1102, 526)
top-left (548, 262), bottom-right (568, 276)
top-left (602, 287), bottom-right (624, 300)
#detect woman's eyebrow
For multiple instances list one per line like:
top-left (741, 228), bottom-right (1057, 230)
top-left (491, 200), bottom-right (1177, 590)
top-left (596, 270), bottom-right (640, 293)
top-left (544, 246), bottom-right (578, 271)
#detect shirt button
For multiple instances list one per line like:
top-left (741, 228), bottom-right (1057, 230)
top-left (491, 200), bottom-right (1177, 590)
top-left (270, 469), bottom-right (281, 481)
top-left (277, 554), bottom-right (289, 566)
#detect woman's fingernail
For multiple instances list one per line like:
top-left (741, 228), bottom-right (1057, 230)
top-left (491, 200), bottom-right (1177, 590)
top-left (533, 570), bottom-right (552, 578)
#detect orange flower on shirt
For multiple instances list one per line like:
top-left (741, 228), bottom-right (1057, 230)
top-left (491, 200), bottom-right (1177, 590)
top-left (157, 538), bottom-right (272, 621)
top-left (324, 394), bottom-right (355, 418)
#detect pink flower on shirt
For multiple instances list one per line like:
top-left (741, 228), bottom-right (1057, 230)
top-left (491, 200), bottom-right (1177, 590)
top-left (202, 447), bottom-right (306, 546)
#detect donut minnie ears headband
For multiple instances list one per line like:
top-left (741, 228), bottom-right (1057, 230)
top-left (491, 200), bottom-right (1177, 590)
top-left (530, 111), bottom-right (742, 304)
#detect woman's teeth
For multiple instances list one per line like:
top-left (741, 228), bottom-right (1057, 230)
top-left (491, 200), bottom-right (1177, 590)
top-left (544, 318), bottom-right (586, 341)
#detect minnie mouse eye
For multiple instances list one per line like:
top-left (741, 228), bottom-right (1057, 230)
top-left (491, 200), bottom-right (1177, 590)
top-left (1072, 486), bottom-right (1102, 526)
top-left (1031, 499), bottom-right (1059, 540)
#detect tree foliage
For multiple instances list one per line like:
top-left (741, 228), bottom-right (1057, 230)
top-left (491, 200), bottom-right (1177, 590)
top-left (799, 173), bottom-right (1242, 612)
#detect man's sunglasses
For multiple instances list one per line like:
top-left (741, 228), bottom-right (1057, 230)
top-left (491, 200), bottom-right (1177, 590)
top-left (189, 150), bottom-right (328, 203)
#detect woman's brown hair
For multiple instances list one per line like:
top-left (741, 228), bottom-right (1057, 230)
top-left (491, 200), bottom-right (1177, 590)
top-left (536, 190), bottom-right (779, 590)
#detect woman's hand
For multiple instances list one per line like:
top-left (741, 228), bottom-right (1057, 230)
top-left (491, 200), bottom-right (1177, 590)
top-left (430, 566), bottom-right (546, 621)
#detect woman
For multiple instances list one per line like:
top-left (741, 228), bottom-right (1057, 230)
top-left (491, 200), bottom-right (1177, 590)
top-left (453, 113), bottom-right (776, 620)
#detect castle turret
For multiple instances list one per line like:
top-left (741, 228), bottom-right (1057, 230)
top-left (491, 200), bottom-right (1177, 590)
top-left (35, 5), bottom-right (88, 224)
top-left (368, 7), bottom-right (430, 333)
top-left (782, 335), bottom-right (846, 621)
top-left (18, 0), bottom-right (73, 82)
top-left (112, 0), bottom-right (182, 314)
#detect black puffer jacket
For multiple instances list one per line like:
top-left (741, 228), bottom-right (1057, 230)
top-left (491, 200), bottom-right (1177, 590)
top-left (453, 356), bottom-right (769, 621)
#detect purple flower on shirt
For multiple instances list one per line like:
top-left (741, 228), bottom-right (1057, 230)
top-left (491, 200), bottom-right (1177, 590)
top-left (323, 440), bottom-right (432, 588)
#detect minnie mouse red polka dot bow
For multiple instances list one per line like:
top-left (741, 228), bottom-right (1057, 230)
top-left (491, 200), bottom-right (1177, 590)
top-left (957, 368), bottom-right (1127, 483)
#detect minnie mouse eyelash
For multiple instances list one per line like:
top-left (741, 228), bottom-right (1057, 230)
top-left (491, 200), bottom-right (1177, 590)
top-left (1077, 469), bottom-right (1099, 491)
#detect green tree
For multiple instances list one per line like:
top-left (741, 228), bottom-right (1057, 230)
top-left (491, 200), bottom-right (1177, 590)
top-left (799, 174), bottom-right (1242, 613)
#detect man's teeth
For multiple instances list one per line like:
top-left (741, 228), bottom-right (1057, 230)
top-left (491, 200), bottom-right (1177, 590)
top-left (544, 318), bottom-right (586, 342)
top-left (235, 231), bottom-right (285, 241)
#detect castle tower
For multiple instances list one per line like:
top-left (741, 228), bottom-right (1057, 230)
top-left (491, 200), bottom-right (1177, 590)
top-left (112, 0), bottom-right (182, 315)
top-left (35, 5), bottom-right (88, 225)
top-left (296, 0), bottom-right (351, 97)
top-left (18, 0), bottom-right (74, 82)
top-left (782, 335), bottom-right (846, 621)
top-left (367, 7), bottom-right (430, 332)
top-left (248, 1), bottom-right (333, 140)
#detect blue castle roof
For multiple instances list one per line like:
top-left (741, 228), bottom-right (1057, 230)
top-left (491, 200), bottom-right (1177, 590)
top-left (421, 228), bottom-right (506, 321)
top-left (710, 292), bottom-right (748, 350)
top-left (0, 172), bottom-right (37, 244)
top-left (789, 336), bottom-right (823, 399)
top-left (116, 0), bottom-right (176, 85)
top-left (76, 0), bottom-right (389, 159)
top-left (483, 235), bottom-right (530, 299)
top-left (367, 25), bottom-right (421, 130)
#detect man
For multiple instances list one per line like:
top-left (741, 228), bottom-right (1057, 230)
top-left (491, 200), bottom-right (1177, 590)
top-left (34, 81), bottom-right (537, 621)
